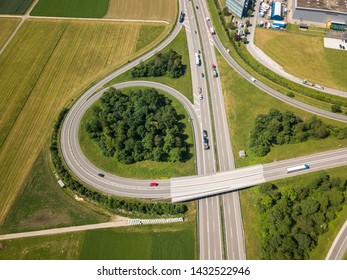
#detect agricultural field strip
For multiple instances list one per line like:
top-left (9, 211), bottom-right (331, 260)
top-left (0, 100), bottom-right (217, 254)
top-left (29, 16), bottom-right (170, 24)
top-left (0, 20), bottom-right (165, 224)
top-left (105, 0), bottom-right (177, 23)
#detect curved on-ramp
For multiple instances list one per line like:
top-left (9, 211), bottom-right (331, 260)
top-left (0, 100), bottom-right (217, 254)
top-left (60, 81), bottom-right (201, 199)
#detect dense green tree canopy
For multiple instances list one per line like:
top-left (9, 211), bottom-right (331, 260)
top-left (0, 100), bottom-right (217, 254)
top-left (249, 109), bottom-right (346, 157)
top-left (85, 88), bottom-right (190, 164)
top-left (131, 49), bottom-right (185, 79)
top-left (257, 172), bottom-right (346, 259)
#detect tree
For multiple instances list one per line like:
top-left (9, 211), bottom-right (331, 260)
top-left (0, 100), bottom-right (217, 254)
top-left (247, 9), bottom-right (253, 18)
top-left (223, 7), bottom-right (231, 16)
top-left (245, 19), bottom-right (250, 27)
top-left (331, 103), bottom-right (342, 113)
top-left (244, 28), bottom-right (249, 35)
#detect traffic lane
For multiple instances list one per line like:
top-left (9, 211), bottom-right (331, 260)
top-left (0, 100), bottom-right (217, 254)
top-left (263, 148), bottom-right (347, 180)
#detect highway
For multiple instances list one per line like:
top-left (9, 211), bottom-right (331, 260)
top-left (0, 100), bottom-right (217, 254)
top-left (193, 0), bottom-right (245, 260)
top-left (183, 1), bottom-right (222, 260)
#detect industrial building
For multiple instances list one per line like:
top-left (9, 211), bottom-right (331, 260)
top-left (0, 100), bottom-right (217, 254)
top-left (292, 0), bottom-right (347, 25)
top-left (226, 0), bottom-right (250, 18)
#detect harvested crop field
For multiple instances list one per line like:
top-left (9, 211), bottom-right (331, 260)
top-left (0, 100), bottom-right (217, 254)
top-left (0, 19), bottom-right (168, 224)
top-left (0, 0), bottom-right (33, 14)
top-left (0, 18), bottom-right (21, 49)
top-left (105, 0), bottom-right (177, 23)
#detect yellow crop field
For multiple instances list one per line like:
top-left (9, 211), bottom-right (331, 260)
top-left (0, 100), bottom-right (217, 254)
top-left (0, 19), bottom-right (168, 224)
top-left (0, 18), bottom-right (21, 49)
top-left (105, 0), bottom-right (177, 23)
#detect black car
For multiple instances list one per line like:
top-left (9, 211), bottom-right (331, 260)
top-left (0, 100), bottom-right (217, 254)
top-left (98, 173), bottom-right (105, 177)
top-left (203, 130), bottom-right (208, 138)
top-left (203, 138), bottom-right (209, 150)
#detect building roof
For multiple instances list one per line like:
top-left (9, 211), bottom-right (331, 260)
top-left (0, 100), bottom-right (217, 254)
top-left (273, 1), bottom-right (282, 15)
top-left (296, 0), bottom-right (347, 13)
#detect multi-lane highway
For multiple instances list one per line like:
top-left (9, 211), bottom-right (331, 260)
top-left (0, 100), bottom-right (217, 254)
top-left (59, 0), bottom-right (347, 260)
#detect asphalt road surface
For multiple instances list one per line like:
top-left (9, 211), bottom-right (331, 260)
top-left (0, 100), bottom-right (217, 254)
top-left (326, 220), bottom-right (347, 260)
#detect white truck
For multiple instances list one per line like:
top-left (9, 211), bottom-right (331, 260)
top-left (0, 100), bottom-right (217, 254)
top-left (286, 164), bottom-right (310, 173)
top-left (195, 53), bottom-right (200, 66)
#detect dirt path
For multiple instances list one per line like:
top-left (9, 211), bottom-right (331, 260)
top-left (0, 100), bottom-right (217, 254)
top-left (0, 218), bottom-right (129, 240)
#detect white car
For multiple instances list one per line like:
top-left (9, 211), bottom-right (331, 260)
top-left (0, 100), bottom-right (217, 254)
top-left (199, 93), bottom-right (203, 100)
top-left (251, 77), bottom-right (256, 82)
top-left (206, 17), bottom-right (210, 21)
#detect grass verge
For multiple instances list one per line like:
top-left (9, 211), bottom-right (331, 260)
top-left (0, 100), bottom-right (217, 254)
top-left (79, 87), bottom-right (195, 179)
top-left (0, 147), bottom-right (108, 234)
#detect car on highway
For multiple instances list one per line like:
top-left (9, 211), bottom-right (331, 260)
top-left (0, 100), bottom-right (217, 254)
top-left (201, 73), bottom-right (204, 78)
top-left (196, 5), bottom-right (199, 9)
top-left (206, 17), bottom-right (210, 21)
top-left (198, 87), bottom-right (202, 93)
top-left (98, 173), bottom-right (105, 177)
top-left (150, 182), bottom-right (158, 186)
top-left (199, 93), bottom-right (203, 100)
top-left (251, 77), bottom-right (256, 82)
top-left (203, 130), bottom-right (208, 138)
top-left (203, 137), bottom-right (209, 150)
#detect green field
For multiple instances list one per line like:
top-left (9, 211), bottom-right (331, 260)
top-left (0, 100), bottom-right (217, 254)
top-left (0, 18), bottom-right (21, 49)
top-left (106, 0), bottom-right (177, 23)
top-left (216, 52), bottom-right (347, 168)
top-left (255, 28), bottom-right (347, 92)
top-left (240, 166), bottom-right (347, 260)
top-left (0, 149), bottom-right (108, 234)
top-left (0, 222), bottom-right (197, 260)
top-left (30, 0), bottom-right (109, 18)
top-left (0, 0), bottom-right (33, 14)
top-left (0, 19), bottom-right (168, 225)
top-left (109, 29), bottom-right (193, 103)
top-left (79, 88), bottom-right (195, 179)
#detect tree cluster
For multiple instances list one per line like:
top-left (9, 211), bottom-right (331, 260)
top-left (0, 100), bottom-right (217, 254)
top-left (249, 109), bottom-right (335, 157)
top-left (257, 173), bottom-right (346, 259)
top-left (131, 49), bottom-right (185, 79)
top-left (50, 108), bottom-right (189, 217)
top-left (86, 88), bottom-right (190, 164)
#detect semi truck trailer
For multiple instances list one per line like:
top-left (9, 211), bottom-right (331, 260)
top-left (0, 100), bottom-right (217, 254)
top-left (286, 164), bottom-right (309, 173)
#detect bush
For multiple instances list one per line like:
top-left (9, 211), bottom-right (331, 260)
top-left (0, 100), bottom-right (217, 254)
top-left (331, 103), bottom-right (342, 113)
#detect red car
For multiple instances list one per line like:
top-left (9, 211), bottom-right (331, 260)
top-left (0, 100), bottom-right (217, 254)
top-left (150, 182), bottom-right (158, 186)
